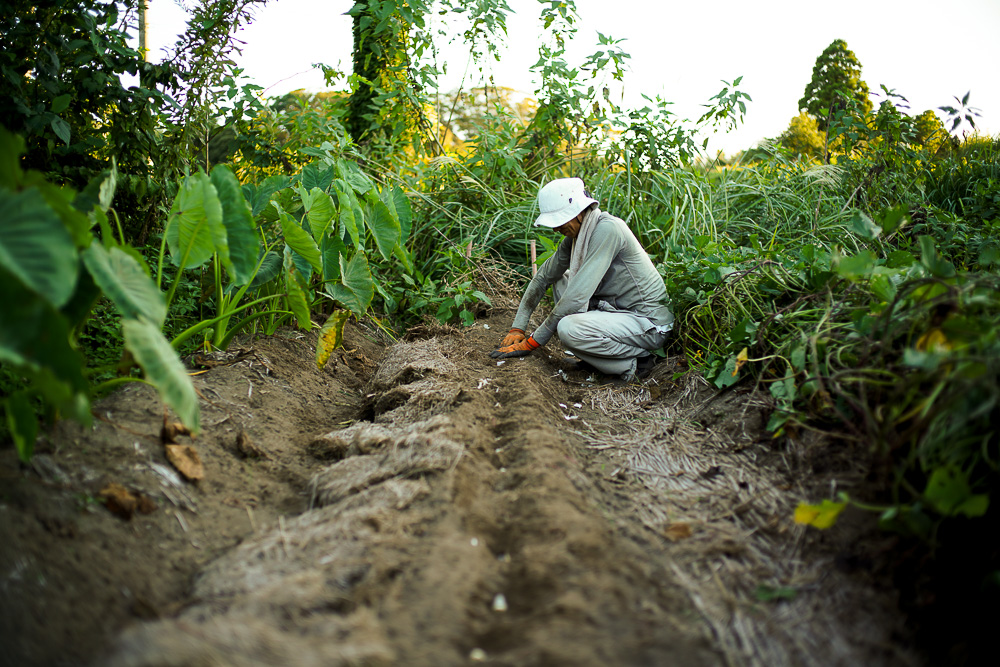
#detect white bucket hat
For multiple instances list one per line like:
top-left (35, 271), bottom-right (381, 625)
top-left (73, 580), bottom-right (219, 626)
top-left (534, 178), bottom-right (598, 228)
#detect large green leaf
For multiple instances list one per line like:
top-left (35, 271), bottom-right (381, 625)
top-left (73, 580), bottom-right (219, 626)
top-left (243, 174), bottom-right (289, 218)
top-left (332, 179), bottom-right (361, 247)
top-left (4, 392), bottom-right (38, 464)
top-left (283, 248), bottom-right (313, 330)
top-left (82, 243), bottom-right (166, 327)
top-left (0, 265), bottom-right (87, 394)
top-left (321, 233), bottom-right (349, 283)
top-left (211, 165), bottom-right (259, 285)
top-left (289, 247), bottom-right (314, 283)
top-left (337, 158), bottom-right (374, 194)
top-left (276, 205), bottom-right (322, 274)
top-left (298, 185), bottom-right (316, 212)
top-left (0, 187), bottom-right (78, 308)
top-left (122, 317), bottom-right (200, 433)
top-left (306, 188), bottom-right (336, 243)
top-left (165, 172), bottom-right (224, 270)
top-left (245, 250), bottom-right (283, 292)
top-left (325, 251), bottom-right (373, 318)
top-left (379, 185), bottom-right (412, 244)
top-left (301, 162), bottom-right (335, 192)
top-left (366, 198), bottom-right (401, 261)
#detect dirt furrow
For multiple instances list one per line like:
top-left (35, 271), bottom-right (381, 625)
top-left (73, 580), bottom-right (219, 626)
top-left (3, 319), bottom-right (917, 666)
top-left (97, 335), bottom-right (716, 666)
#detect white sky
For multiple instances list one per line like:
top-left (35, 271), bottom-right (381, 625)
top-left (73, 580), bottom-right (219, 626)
top-left (143, 0), bottom-right (1000, 155)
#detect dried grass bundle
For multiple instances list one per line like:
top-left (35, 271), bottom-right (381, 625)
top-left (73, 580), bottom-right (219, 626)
top-left (577, 400), bottom-right (898, 666)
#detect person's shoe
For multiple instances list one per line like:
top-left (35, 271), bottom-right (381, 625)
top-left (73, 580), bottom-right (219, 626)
top-left (618, 355), bottom-right (657, 384)
top-left (635, 354), bottom-right (658, 379)
top-left (569, 359), bottom-right (600, 374)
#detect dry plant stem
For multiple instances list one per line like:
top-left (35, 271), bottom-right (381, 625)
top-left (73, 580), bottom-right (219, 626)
top-left (246, 506), bottom-right (257, 534)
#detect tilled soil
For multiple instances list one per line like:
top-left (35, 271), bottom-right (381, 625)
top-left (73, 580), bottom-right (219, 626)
top-left (1, 314), bottom-right (918, 666)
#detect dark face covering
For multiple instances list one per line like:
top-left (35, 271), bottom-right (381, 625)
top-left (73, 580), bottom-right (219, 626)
top-left (555, 214), bottom-right (583, 239)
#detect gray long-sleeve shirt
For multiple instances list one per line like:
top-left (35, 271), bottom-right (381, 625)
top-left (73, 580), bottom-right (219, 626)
top-left (512, 213), bottom-right (674, 345)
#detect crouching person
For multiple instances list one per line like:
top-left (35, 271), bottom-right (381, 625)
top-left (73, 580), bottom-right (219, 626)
top-left (490, 177), bottom-right (674, 382)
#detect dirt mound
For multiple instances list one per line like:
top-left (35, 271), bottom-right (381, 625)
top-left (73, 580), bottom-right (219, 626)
top-left (1, 315), bottom-right (917, 666)
top-left (0, 325), bottom-right (381, 667)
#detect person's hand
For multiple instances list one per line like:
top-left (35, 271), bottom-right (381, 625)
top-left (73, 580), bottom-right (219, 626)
top-left (490, 336), bottom-right (540, 359)
top-left (500, 328), bottom-right (526, 347)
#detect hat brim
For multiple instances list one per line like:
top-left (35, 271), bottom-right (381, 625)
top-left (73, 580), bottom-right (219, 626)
top-left (533, 196), bottom-right (598, 228)
top-left (534, 210), bottom-right (575, 228)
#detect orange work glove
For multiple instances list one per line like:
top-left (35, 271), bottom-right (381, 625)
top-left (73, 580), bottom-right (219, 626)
top-left (490, 336), bottom-right (540, 359)
top-left (500, 328), bottom-right (526, 347)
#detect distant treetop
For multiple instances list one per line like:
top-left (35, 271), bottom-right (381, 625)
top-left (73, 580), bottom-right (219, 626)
top-left (799, 39), bottom-right (872, 130)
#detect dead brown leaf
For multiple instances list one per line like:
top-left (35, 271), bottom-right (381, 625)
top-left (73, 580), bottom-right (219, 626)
top-left (236, 430), bottom-right (268, 459)
top-left (165, 444), bottom-right (204, 481)
top-left (161, 411), bottom-right (193, 445)
top-left (161, 422), bottom-right (192, 444)
top-left (98, 483), bottom-right (157, 520)
top-left (664, 522), bottom-right (693, 542)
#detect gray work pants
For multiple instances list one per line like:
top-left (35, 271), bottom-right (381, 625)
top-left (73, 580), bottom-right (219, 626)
top-left (556, 309), bottom-right (670, 377)
top-left (551, 277), bottom-right (671, 377)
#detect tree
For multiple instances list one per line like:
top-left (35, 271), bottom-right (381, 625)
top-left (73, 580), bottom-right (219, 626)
top-left (233, 90), bottom-right (350, 180)
top-left (913, 110), bottom-right (950, 155)
top-left (0, 0), bottom-right (192, 243)
top-left (345, 0), bottom-right (431, 147)
top-left (778, 112), bottom-right (824, 160)
top-left (0, 0), bottom-right (177, 185)
top-left (436, 86), bottom-right (536, 151)
top-left (346, 1), bottom-right (385, 143)
top-left (798, 39), bottom-right (872, 130)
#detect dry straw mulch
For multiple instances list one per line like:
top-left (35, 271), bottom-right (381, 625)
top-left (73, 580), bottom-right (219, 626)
top-left (579, 374), bottom-right (916, 667)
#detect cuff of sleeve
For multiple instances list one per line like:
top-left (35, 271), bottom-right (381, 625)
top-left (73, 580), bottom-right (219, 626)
top-left (529, 321), bottom-right (555, 347)
top-left (526, 336), bottom-right (540, 349)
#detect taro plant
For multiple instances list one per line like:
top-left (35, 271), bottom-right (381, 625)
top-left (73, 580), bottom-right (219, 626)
top-left (0, 124), bottom-right (416, 463)
top-left (154, 145), bottom-right (414, 371)
top-left (0, 128), bottom-right (199, 461)
top-left (156, 165), bottom-right (284, 352)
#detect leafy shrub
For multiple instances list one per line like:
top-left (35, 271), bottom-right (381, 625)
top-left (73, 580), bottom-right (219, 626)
top-left (0, 127), bottom-right (199, 461)
top-left (0, 0), bottom-right (185, 240)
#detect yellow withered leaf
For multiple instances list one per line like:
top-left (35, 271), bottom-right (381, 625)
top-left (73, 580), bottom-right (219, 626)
top-left (794, 499), bottom-right (847, 529)
top-left (317, 310), bottom-right (351, 370)
top-left (916, 328), bottom-right (950, 353)
top-left (732, 347), bottom-right (749, 376)
top-left (664, 522), bottom-right (693, 542)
